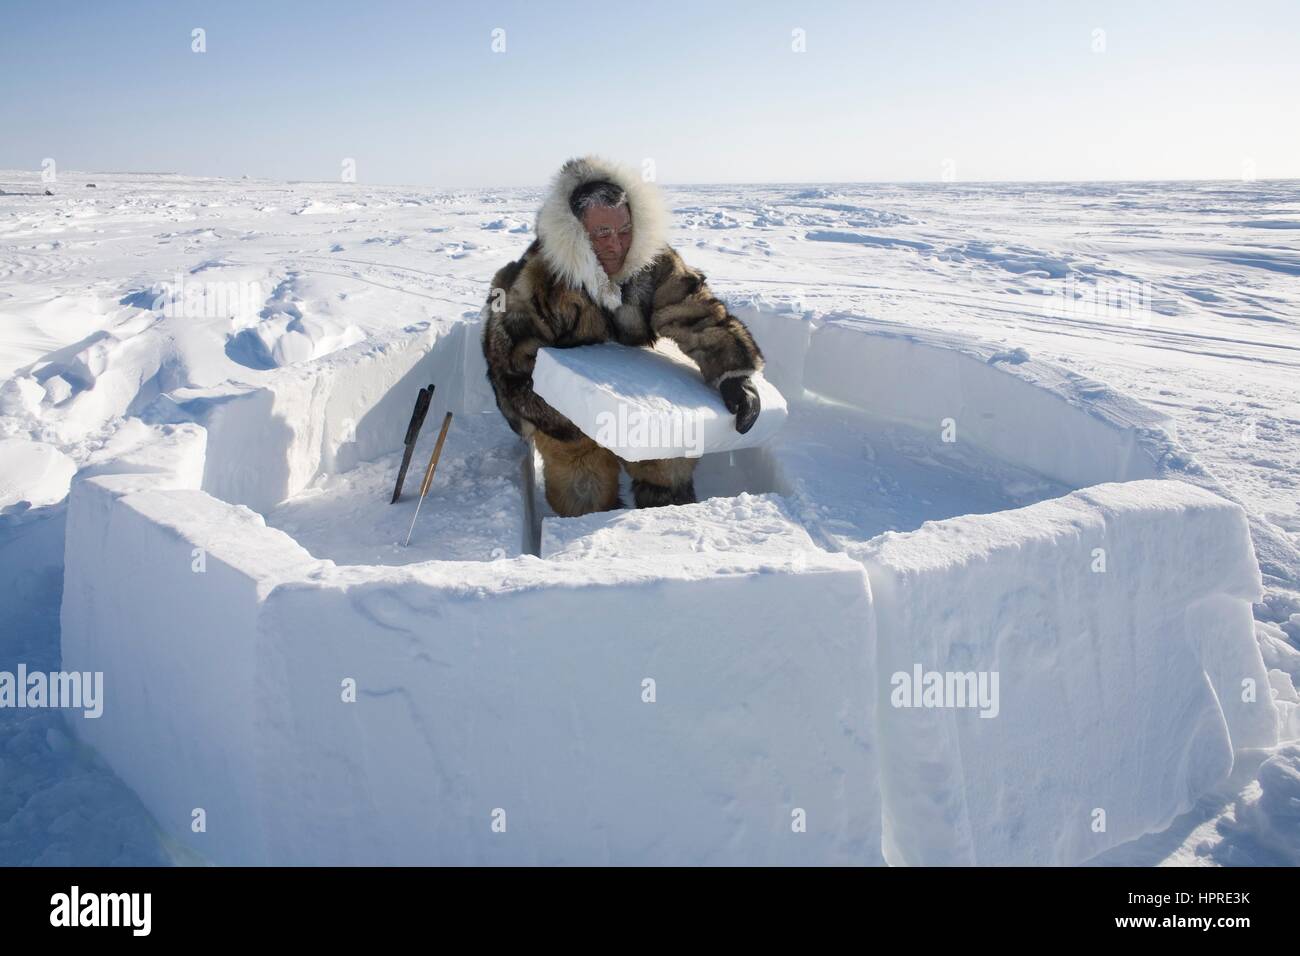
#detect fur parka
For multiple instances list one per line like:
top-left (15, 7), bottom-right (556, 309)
top-left (481, 155), bottom-right (765, 442)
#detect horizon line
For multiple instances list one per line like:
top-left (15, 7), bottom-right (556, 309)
top-left (2, 168), bottom-right (1296, 191)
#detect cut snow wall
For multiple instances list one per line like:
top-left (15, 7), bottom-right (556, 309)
top-left (736, 306), bottom-right (1174, 490)
top-left (61, 303), bottom-right (1278, 867)
top-left (62, 481), bottom-right (319, 865)
top-left (853, 479), bottom-right (1274, 866)
top-left (158, 320), bottom-right (481, 513)
top-left (62, 438), bottom-right (881, 864)
top-left (257, 547), bottom-right (879, 865)
top-left (162, 304), bottom-right (1180, 516)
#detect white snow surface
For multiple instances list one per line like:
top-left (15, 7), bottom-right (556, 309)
top-left (541, 492), bottom-right (818, 560)
top-left (859, 479), bottom-right (1272, 865)
top-left (532, 340), bottom-right (787, 460)
top-left (0, 438), bottom-right (76, 510)
top-left (1, 170), bottom-right (1298, 865)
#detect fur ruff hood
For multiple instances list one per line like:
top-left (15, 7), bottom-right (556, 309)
top-left (534, 155), bottom-right (670, 311)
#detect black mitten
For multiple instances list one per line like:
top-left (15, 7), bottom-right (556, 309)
top-left (719, 375), bottom-right (761, 434)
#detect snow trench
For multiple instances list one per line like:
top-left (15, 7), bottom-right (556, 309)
top-left (58, 302), bottom-right (1279, 864)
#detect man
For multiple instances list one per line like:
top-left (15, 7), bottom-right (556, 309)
top-left (481, 155), bottom-right (765, 517)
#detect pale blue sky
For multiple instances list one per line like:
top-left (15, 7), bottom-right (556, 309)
top-left (3, 0), bottom-right (1297, 186)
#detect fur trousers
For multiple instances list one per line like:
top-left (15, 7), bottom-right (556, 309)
top-left (532, 431), bottom-right (699, 517)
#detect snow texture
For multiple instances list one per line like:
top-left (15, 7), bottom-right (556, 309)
top-left (856, 479), bottom-right (1273, 865)
top-left (532, 340), bottom-right (787, 460)
top-left (2, 172), bottom-right (1295, 866)
top-left (64, 465), bottom-right (879, 864)
top-left (542, 492), bottom-right (817, 560)
top-left (0, 438), bottom-right (76, 510)
top-left (55, 303), bottom-right (1278, 865)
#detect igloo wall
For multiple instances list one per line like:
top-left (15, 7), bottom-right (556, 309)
top-left (858, 480), bottom-right (1272, 865)
top-left (64, 476), bottom-right (877, 865)
top-left (152, 319), bottom-right (491, 515)
top-left (59, 303), bottom-right (1278, 865)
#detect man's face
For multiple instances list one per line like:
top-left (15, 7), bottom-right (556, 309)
top-left (582, 204), bottom-right (633, 277)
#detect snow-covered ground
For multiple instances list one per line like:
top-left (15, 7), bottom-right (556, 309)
top-left (1, 170), bottom-right (1297, 864)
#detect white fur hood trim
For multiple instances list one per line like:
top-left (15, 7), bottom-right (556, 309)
top-left (534, 155), bottom-right (670, 311)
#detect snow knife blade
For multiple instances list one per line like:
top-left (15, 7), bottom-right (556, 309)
top-left (390, 383), bottom-right (434, 503)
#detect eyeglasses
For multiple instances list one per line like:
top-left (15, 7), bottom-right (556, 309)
top-left (587, 224), bottom-right (633, 241)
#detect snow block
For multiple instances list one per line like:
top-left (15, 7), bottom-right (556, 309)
top-left (62, 486), bottom-right (320, 864)
top-left (77, 421), bottom-right (207, 489)
top-left (256, 547), bottom-right (879, 865)
top-left (533, 342), bottom-right (787, 461)
top-left (0, 438), bottom-right (77, 509)
top-left (853, 479), bottom-right (1273, 866)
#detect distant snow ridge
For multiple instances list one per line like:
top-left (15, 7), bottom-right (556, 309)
top-left (294, 199), bottom-right (361, 215)
top-left (674, 206), bottom-right (743, 230)
top-left (792, 186), bottom-right (841, 200)
top-left (58, 301), bottom-right (1284, 865)
top-left (480, 217), bottom-right (530, 233)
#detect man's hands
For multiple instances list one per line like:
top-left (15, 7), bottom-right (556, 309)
top-left (719, 375), bottom-right (761, 434)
